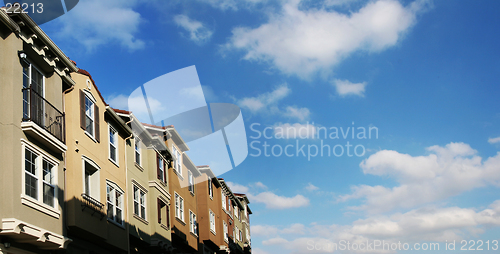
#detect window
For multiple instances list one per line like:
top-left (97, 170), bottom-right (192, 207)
top-left (189, 211), bottom-right (198, 235)
top-left (246, 227), bottom-right (250, 244)
top-left (107, 183), bottom-right (123, 225)
top-left (135, 138), bottom-right (141, 166)
top-left (109, 125), bottom-right (118, 163)
top-left (85, 96), bottom-right (94, 136)
top-left (22, 62), bottom-right (44, 120)
top-left (223, 221), bottom-right (228, 242)
top-left (157, 154), bottom-right (165, 183)
top-left (208, 178), bottom-right (213, 198)
top-left (157, 198), bottom-right (169, 228)
top-left (80, 90), bottom-right (100, 142)
top-left (175, 193), bottom-right (184, 221)
top-left (234, 206), bottom-right (239, 219)
top-left (239, 230), bottom-right (242, 242)
top-left (42, 159), bottom-right (55, 207)
top-left (209, 210), bottom-right (216, 233)
top-left (133, 185), bottom-right (146, 220)
top-left (235, 225), bottom-right (239, 241)
top-left (188, 171), bottom-right (194, 193)
top-left (23, 146), bottom-right (57, 207)
top-left (83, 159), bottom-right (100, 199)
top-left (173, 146), bottom-right (182, 176)
top-left (221, 190), bottom-right (226, 210)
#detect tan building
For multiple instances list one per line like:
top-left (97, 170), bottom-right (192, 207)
top-left (63, 69), bottom-right (132, 253)
top-left (195, 166), bottom-right (224, 254)
top-left (165, 126), bottom-right (202, 253)
top-left (113, 110), bottom-right (174, 253)
top-left (0, 8), bottom-right (77, 254)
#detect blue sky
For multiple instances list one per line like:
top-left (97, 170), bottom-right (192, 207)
top-left (14, 0), bottom-right (500, 253)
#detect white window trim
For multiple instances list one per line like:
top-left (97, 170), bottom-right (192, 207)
top-left (188, 170), bottom-right (195, 194)
top-left (173, 145), bottom-right (182, 177)
top-left (189, 210), bottom-right (197, 236)
top-left (23, 62), bottom-right (45, 119)
top-left (235, 225), bottom-right (239, 242)
top-left (132, 182), bottom-right (147, 222)
top-left (83, 90), bottom-right (96, 139)
top-left (175, 192), bottom-right (184, 222)
top-left (158, 155), bottom-right (165, 182)
top-left (21, 140), bottom-right (60, 218)
top-left (208, 178), bottom-right (213, 199)
top-left (106, 180), bottom-right (124, 227)
top-left (223, 220), bottom-right (228, 243)
top-left (135, 137), bottom-right (141, 166)
top-left (82, 155), bottom-right (101, 201)
top-left (209, 209), bottom-right (216, 235)
top-left (108, 124), bottom-right (118, 166)
top-left (221, 190), bottom-right (226, 211)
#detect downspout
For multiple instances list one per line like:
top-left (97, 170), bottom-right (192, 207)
top-left (124, 116), bottom-right (134, 254)
top-left (62, 85), bottom-right (74, 235)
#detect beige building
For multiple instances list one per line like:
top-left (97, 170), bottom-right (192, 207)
top-left (0, 8), bottom-right (77, 254)
top-left (113, 110), bottom-right (174, 253)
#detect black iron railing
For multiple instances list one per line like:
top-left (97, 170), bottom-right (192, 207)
top-left (22, 87), bottom-right (65, 143)
top-left (81, 193), bottom-right (105, 220)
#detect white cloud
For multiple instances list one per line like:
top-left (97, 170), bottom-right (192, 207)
top-left (253, 182), bottom-right (268, 189)
top-left (226, 181), bottom-right (250, 193)
top-left (254, 200), bottom-right (500, 253)
top-left (238, 84), bottom-right (290, 113)
top-left (196, 0), bottom-right (266, 11)
top-left (305, 183), bottom-right (319, 191)
top-left (339, 142), bottom-right (500, 213)
top-left (274, 123), bottom-right (316, 139)
top-left (227, 0), bottom-right (427, 78)
top-left (252, 248), bottom-right (271, 254)
top-left (248, 191), bottom-right (310, 209)
top-left (281, 223), bottom-right (306, 235)
top-left (173, 14), bottom-right (213, 43)
top-left (263, 237), bottom-right (289, 246)
top-left (251, 225), bottom-right (279, 237)
top-left (55, 0), bottom-right (144, 51)
top-left (284, 106), bottom-right (311, 121)
top-left (488, 136), bottom-right (500, 144)
top-left (107, 94), bottom-right (129, 110)
top-left (333, 79), bottom-right (367, 97)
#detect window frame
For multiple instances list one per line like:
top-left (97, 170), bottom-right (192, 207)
top-left (82, 156), bottom-right (100, 200)
top-left (158, 154), bottom-right (165, 182)
top-left (208, 178), bottom-right (213, 199)
top-left (221, 189), bottom-right (226, 210)
top-left (223, 220), bottom-right (228, 243)
top-left (135, 137), bottom-right (141, 166)
top-left (175, 192), bottom-right (184, 222)
top-left (173, 145), bottom-right (182, 177)
top-left (84, 94), bottom-right (95, 137)
top-left (22, 62), bottom-right (45, 120)
top-left (209, 209), bottom-right (216, 234)
top-left (188, 170), bottom-right (195, 194)
top-left (189, 210), bottom-right (198, 236)
top-left (133, 185), bottom-right (147, 221)
top-left (106, 181), bottom-right (124, 226)
top-left (108, 124), bottom-right (118, 164)
top-left (22, 142), bottom-right (59, 209)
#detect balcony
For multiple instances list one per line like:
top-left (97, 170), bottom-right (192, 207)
top-left (21, 87), bottom-right (67, 153)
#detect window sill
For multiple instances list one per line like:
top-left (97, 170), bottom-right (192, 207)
top-left (190, 232), bottom-right (198, 238)
top-left (173, 169), bottom-right (184, 181)
top-left (135, 163), bottom-right (144, 172)
top-left (160, 224), bottom-right (169, 231)
top-left (133, 214), bottom-right (149, 225)
top-left (190, 191), bottom-right (195, 197)
top-left (108, 218), bottom-right (125, 229)
top-left (210, 229), bottom-right (216, 236)
top-left (85, 131), bottom-right (97, 143)
top-left (109, 158), bottom-right (119, 168)
top-left (21, 195), bottom-right (60, 219)
top-left (175, 217), bottom-right (186, 225)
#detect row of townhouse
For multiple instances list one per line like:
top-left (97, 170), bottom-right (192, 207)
top-left (0, 8), bottom-right (251, 254)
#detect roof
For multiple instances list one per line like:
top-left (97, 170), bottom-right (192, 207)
top-left (77, 69), bottom-right (108, 106)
